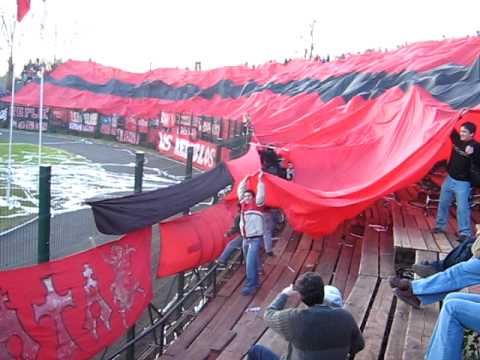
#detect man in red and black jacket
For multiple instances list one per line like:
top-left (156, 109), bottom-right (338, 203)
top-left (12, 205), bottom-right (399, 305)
top-left (237, 172), bottom-right (265, 295)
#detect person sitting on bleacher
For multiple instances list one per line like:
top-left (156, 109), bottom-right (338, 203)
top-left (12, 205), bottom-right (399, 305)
top-left (216, 205), bottom-right (242, 267)
top-left (390, 225), bottom-right (480, 308)
top-left (424, 291), bottom-right (480, 360)
top-left (433, 122), bottom-right (479, 243)
top-left (247, 272), bottom-right (364, 360)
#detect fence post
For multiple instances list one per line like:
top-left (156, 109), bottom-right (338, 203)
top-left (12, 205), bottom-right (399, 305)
top-left (134, 151), bottom-right (144, 193)
top-left (37, 165), bottom-right (51, 264)
top-left (212, 144), bottom-right (223, 204)
top-left (177, 146), bottom-right (194, 318)
top-left (126, 152), bottom-right (145, 360)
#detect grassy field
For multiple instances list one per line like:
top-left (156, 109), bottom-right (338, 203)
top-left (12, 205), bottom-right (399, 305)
top-left (0, 143), bottom-right (89, 232)
top-left (0, 142), bottom-right (87, 165)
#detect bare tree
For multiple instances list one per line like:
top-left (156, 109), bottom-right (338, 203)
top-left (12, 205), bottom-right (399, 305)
top-left (309, 20), bottom-right (316, 60)
top-left (1, 13), bottom-right (16, 92)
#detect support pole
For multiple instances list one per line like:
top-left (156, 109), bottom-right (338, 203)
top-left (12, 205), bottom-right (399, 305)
top-left (126, 151), bottom-right (145, 360)
top-left (37, 165), bottom-right (51, 264)
top-left (178, 146), bottom-right (194, 317)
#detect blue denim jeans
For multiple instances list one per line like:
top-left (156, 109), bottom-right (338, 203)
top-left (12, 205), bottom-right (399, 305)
top-left (426, 292), bottom-right (480, 360)
top-left (436, 175), bottom-right (472, 237)
top-left (247, 345), bottom-right (280, 360)
top-left (218, 236), bottom-right (242, 263)
top-left (243, 237), bottom-right (262, 292)
top-left (263, 211), bottom-right (273, 253)
top-left (412, 257), bottom-right (480, 304)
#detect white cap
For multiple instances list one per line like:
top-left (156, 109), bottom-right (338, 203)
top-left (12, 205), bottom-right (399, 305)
top-left (324, 285), bottom-right (343, 307)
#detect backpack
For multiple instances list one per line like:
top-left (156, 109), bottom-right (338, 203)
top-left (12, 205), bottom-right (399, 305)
top-left (443, 238), bottom-right (474, 269)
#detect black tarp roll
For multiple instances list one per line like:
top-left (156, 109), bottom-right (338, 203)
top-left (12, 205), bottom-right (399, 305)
top-left (87, 162), bottom-right (234, 234)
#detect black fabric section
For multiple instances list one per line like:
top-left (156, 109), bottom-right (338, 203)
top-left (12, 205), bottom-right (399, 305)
top-left (87, 162), bottom-right (233, 235)
top-left (44, 57), bottom-right (480, 109)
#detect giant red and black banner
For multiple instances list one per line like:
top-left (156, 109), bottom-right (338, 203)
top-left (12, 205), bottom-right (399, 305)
top-left (157, 203), bottom-right (235, 277)
top-left (8, 37), bottom-right (480, 236)
top-left (0, 227), bottom-right (152, 359)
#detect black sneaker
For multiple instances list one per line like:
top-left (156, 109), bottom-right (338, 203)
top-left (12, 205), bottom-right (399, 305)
top-left (432, 227), bottom-right (446, 234)
top-left (458, 235), bottom-right (471, 243)
top-left (266, 251), bottom-right (274, 257)
top-left (412, 263), bottom-right (439, 278)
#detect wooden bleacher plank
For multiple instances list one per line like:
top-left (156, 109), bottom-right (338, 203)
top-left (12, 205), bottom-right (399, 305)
top-left (256, 328), bottom-right (288, 358)
top-left (403, 210), bottom-right (428, 251)
top-left (315, 240), bottom-right (342, 281)
top-left (344, 235), bottom-right (362, 299)
top-left (300, 249), bottom-right (321, 273)
top-left (164, 296), bottom-right (229, 356)
top-left (344, 275), bottom-right (377, 326)
top-left (358, 227), bottom-right (379, 278)
top-left (210, 330), bottom-right (237, 352)
top-left (410, 207), bottom-right (441, 252)
top-left (403, 304), bottom-right (439, 360)
top-left (384, 300), bottom-right (411, 360)
top-left (311, 236), bottom-right (324, 251)
top-left (379, 231), bottom-right (395, 278)
top-left (392, 203), bottom-right (410, 249)
top-left (332, 240), bottom-right (354, 295)
top-left (297, 233), bottom-right (313, 250)
top-left (265, 226), bottom-right (294, 265)
top-left (433, 232), bottom-right (453, 254)
top-left (419, 230), bottom-right (440, 253)
top-left (424, 216), bottom-right (453, 253)
top-left (355, 279), bottom-right (394, 360)
top-left (401, 250), bottom-right (439, 360)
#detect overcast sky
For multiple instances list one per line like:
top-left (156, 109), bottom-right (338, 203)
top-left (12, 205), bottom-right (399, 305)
top-left (1, 0), bottom-right (480, 75)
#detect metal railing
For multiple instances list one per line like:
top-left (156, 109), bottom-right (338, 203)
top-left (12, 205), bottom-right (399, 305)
top-left (104, 263), bottom-right (220, 360)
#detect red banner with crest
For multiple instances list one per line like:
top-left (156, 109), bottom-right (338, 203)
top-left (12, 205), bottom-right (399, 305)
top-left (0, 227), bottom-right (152, 359)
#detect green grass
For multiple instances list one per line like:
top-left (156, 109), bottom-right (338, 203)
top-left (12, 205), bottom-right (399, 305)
top-left (0, 181), bottom-right (37, 232)
top-left (0, 143), bottom-right (87, 165)
top-left (0, 143), bottom-right (89, 232)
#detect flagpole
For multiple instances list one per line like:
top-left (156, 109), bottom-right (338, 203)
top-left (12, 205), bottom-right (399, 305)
top-left (38, 0), bottom-right (48, 166)
top-left (38, 66), bottom-right (45, 165)
top-left (6, 31), bottom-right (16, 207)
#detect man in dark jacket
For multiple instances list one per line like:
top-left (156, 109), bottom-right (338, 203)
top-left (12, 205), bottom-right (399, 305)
top-left (247, 272), bottom-right (364, 360)
top-left (434, 122), bottom-right (478, 242)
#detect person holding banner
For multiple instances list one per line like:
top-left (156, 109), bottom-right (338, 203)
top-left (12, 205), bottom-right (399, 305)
top-left (237, 171), bottom-right (266, 296)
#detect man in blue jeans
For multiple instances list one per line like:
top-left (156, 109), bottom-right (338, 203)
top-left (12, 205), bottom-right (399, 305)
top-left (425, 292), bottom-right (480, 360)
top-left (237, 172), bottom-right (265, 296)
top-left (434, 122), bottom-right (478, 242)
top-left (390, 256), bottom-right (480, 308)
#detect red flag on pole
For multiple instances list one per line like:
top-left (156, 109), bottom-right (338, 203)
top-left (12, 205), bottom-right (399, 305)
top-left (16, 0), bottom-right (31, 22)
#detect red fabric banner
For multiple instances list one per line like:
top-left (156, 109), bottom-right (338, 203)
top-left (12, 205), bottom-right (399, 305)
top-left (157, 129), bottom-right (218, 169)
top-left (0, 227), bottom-right (152, 359)
top-left (157, 203), bottom-right (235, 277)
top-left (7, 37), bottom-right (480, 236)
top-left (16, 0), bottom-right (30, 22)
